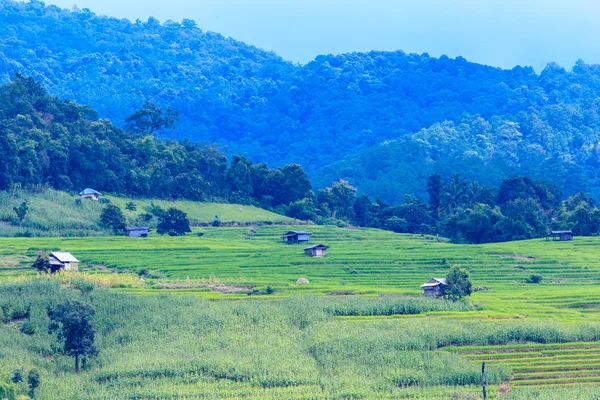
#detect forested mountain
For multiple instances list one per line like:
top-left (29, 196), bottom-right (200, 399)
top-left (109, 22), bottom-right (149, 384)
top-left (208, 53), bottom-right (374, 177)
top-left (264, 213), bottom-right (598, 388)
top-left (0, 75), bottom-right (312, 207)
top-left (3, 1), bottom-right (600, 202)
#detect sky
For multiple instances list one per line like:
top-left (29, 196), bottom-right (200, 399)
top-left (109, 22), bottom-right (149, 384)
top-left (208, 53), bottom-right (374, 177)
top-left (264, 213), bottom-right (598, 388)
top-left (40, 0), bottom-right (600, 72)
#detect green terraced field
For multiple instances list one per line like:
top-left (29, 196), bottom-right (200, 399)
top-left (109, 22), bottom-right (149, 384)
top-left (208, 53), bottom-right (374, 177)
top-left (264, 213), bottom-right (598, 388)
top-left (4, 226), bottom-right (600, 397)
top-left (449, 342), bottom-right (600, 387)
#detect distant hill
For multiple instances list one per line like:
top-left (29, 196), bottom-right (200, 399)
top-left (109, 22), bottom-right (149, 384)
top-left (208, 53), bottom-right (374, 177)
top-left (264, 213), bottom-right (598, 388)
top-left (4, 1), bottom-right (600, 201)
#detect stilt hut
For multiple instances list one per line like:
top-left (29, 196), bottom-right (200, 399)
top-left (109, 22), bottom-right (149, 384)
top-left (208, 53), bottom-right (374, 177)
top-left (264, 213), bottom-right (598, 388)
top-left (420, 278), bottom-right (446, 296)
top-left (545, 231), bottom-right (574, 241)
top-left (281, 231), bottom-right (311, 244)
top-left (303, 244), bottom-right (329, 257)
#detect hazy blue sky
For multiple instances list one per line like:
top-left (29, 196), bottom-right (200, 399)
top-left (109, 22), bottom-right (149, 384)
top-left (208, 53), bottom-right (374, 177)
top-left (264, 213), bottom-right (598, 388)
top-left (41, 0), bottom-right (600, 72)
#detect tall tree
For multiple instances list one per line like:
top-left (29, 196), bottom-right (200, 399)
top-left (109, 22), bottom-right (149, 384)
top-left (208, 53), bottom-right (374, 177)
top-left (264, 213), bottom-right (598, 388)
top-left (48, 300), bottom-right (98, 373)
top-left (124, 102), bottom-right (178, 135)
top-left (157, 208), bottom-right (192, 236)
top-left (13, 199), bottom-right (28, 229)
top-left (444, 266), bottom-right (473, 300)
top-left (427, 174), bottom-right (442, 218)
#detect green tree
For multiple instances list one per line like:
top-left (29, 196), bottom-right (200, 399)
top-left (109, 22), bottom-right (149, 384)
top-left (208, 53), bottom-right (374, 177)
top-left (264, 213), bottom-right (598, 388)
top-left (444, 266), bottom-right (473, 300)
top-left (99, 204), bottom-right (126, 234)
top-left (427, 174), bottom-right (442, 218)
top-left (286, 198), bottom-right (317, 221)
top-left (125, 201), bottom-right (137, 212)
top-left (28, 369), bottom-right (40, 398)
top-left (32, 254), bottom-right (51, 274)
top-left (10, 368), bottom-right (23, 383)
top-left (353, 195), bottom-right (374, 227)
top-left (13, 200), bottom-right (28, 229)
top-left (124, 102), bottom-right (178, 135)
top-left (157, 208), bottom-right (192, 236)
top-left (440, 174), bottom-right (468, 215)
top-left (48, 300), bottom-right (98, 373)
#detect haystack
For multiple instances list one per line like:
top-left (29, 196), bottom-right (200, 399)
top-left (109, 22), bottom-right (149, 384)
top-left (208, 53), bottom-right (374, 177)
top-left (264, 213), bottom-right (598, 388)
top-left (296, 278), bottom-right (309, 284)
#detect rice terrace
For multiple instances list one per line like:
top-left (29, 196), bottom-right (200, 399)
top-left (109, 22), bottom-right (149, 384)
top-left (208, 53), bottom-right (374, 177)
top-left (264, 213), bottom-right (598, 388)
top-left (3, 224), bottom-right (600, 398)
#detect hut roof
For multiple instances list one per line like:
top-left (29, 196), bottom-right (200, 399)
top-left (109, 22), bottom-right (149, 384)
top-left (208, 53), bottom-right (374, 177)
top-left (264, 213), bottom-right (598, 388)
top-left (281, 231), bottom-right (311, 237)
top-left (126, 226), bottom-right (150, 231)
top-left (550, 230), bottom-right (573, 235)
top-left (304, 244), bottom-right (329, 250)
top-left (420, 278), bottom-right (447, 288)
top-left (50, 252), bottom-right (79, 263)
top-left (79, 188), bottom-right (102, 196)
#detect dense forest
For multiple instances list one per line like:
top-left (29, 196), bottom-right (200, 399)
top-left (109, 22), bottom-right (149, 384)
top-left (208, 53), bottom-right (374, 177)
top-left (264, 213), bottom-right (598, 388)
top-left (0, 75), bottom-right (312, 208)
top-left (3, 75), bottom-right (600, 243)
top-left (4, 1), bottom-right (600, 202)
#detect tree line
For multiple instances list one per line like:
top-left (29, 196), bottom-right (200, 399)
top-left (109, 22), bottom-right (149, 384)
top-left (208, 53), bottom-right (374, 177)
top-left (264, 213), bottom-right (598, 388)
top-left (288, 174), bottom-right (600, 244)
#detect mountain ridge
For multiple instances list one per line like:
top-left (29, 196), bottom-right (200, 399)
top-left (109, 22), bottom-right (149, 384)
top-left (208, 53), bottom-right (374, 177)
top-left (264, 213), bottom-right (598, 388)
top-left (3, 0), bottom-right (600, 202)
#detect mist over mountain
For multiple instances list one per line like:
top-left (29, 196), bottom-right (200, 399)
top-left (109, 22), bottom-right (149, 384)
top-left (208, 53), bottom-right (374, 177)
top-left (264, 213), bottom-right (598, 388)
top-left (3, 0), bottom-right (600, 202)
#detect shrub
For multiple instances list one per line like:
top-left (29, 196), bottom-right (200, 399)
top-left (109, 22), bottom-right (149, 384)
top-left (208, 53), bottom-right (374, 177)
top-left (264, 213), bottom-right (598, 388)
top-left (20, 321), bottom-right (35, 335)
top-left (10, 368), bottom-right (23, 383)
top-left (528, 274), bottom-right (543, 284)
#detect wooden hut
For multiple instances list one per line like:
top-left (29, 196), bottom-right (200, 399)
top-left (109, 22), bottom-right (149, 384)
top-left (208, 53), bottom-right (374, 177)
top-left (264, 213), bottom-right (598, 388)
top-left (281, 231), bottom-right (311, 244)
top-left (125, 226), bottom-right (150, 237)
top-left (545, 230), bottom-right (574, 241)
top-left (303, 244), bottom-right (329, 257)
top-left (420, 278), bottom-right (446, 296)
top-left (49, 252), bottom-right (80, 272)
top-left (79, 188), bottom-right (102, 201)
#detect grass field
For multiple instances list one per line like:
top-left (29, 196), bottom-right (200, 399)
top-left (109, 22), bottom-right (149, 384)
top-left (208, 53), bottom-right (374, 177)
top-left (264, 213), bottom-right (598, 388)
top-left (3, 225), bottom-right (600, 398)
top-left (0, 189), bottom-right (292, 237)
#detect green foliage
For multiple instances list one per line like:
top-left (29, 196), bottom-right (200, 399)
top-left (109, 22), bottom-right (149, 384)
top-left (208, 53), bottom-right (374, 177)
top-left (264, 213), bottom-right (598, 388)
top-left (12, 200), bottom-right (27, 228)
top-left (124, 102), bottom-right (178, 135)
top-left (31, 254), bottom-right (50, 274)
top-left (27, 369), bottom-right (40, 398)
top-left (99, 204), bottom-right (126, 234)
top-left (156, 208), bottom-right (191, 236)
top-left (445, 266), bottom-right (473, 300)
top-left (527, 274), bottom-right (543, 284)
top-left (0, 382), bottom-right (15, 400)
top-left (19, 321), bottom-right (35, 335)
top-left (125, 201), bottom-right (137, 212)
top-left (48, 300), bottom-right (98, 373)
top-left (10, 369), bottom-right (23, 383)
top-left (0, 76), bottom-right (311, 208)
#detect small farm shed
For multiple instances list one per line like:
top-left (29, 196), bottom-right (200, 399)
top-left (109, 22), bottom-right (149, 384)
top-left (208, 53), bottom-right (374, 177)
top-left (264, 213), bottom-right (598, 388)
top-left (79, 188), bottom-right (102, 201)
top-left (304, 244), bottom-right (329, 257)
top-left (545, 230), bottom-right (574, 241)
top-left (49, 252), bottom-right (80, 272)
top-left (420, 278), bottom-right (446, 297)
top-left (125, 226), bottom-right (150, 237)
top-left (281, 231), bottom-right (311, 244)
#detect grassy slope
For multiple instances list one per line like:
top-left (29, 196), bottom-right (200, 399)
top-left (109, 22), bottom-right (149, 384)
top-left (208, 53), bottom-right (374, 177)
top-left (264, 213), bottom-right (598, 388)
top-left (0, 189), bottom-right (292, 236)
top-left (105, 195), bottom-right (292, 224)
top-left (3, 226), bottom-right (600, 397)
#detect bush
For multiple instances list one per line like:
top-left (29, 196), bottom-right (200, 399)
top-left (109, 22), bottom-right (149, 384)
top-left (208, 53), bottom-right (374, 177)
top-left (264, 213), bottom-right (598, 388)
top-left (528, 274), bottom-right (543, 284)
top-left (20, 321), bottom-right (35, 335)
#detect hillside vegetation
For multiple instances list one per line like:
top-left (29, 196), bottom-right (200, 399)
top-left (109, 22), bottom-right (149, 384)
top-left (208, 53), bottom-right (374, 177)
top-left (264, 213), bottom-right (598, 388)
top-left (4, 1), bottom-right (600, 201)
top-left (0, 189), bottom-right (291, 237)
top-left (2, 227), bottom-right (600, 397)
